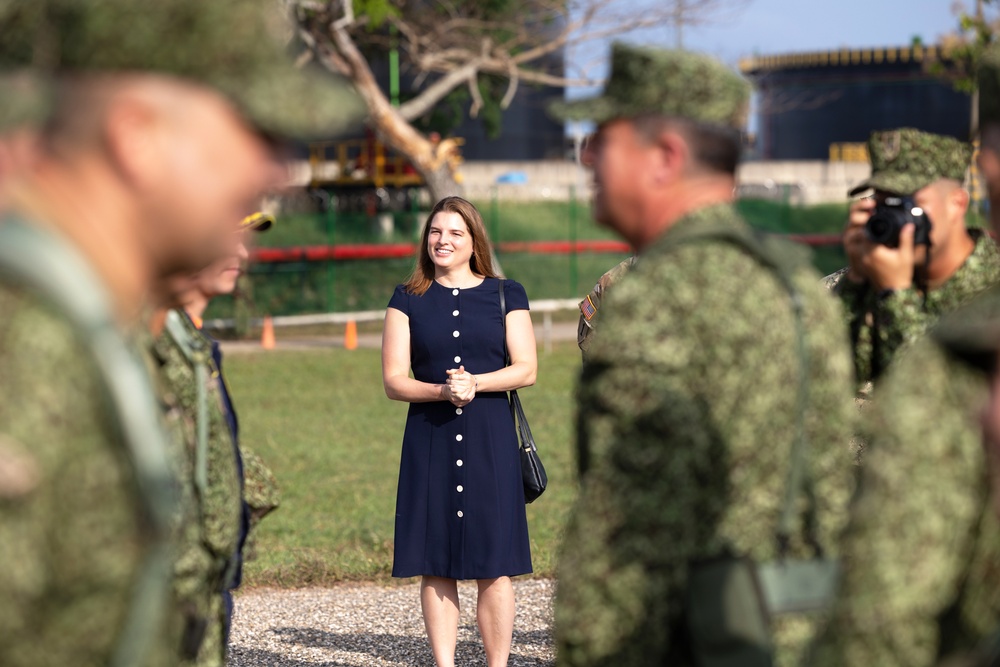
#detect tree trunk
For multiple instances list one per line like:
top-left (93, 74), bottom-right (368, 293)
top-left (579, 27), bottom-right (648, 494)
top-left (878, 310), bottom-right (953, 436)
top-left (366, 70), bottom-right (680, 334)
top-left (314, 20), bottom-right (503, 273)
top-left (422, 164), bottom-right (465, 202)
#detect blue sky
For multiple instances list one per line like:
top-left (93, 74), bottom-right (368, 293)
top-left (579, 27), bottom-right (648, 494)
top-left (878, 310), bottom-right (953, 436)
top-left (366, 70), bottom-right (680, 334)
top-left (675, 0), bottom-right (963, 66)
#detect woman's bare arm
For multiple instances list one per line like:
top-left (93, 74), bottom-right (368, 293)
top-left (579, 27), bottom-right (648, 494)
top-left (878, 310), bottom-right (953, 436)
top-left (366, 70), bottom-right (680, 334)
top-left (381, 307), bottom-right (447, 403)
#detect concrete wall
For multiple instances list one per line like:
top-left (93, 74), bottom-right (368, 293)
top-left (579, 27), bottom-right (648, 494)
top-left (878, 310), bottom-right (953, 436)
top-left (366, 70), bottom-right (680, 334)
top-left (736, 161), bottom-right (870, 205)
top-left (287, 159), bottom-right (872, 205)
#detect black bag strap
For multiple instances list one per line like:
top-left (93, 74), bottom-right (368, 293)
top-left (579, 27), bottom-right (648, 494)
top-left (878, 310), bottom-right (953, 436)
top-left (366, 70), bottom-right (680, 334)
top-left (660, 223), bottom-right (820, 559)
top-left (499, 278), bottom-right (511, 366)
top-left (499, 279), bottom-right (535, 446)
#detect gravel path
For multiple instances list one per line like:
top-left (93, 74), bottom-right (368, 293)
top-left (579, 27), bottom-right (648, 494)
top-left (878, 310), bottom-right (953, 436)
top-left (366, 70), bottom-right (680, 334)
top-left (229, 579), bottom-right (556, 666)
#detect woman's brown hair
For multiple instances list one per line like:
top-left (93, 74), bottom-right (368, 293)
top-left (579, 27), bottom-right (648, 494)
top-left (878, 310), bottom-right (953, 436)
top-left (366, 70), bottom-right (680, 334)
top-left (404, 196), bottom-right (499, 295)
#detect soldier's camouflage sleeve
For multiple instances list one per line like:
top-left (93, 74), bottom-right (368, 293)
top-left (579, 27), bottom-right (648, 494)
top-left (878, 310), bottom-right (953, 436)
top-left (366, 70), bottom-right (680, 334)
top-left (808, 337), bottom-right (1000, 666)
top-left (869, 286), bottom-right (933, 377)
top-left (556, 208), bottom-right (856, 667)
top-left (0, 285), bottom-right (152, 667)
top-left (239, 445), bottom-right (280, 561)
top-left (241, 445), bottom-right (280, 529)
top-left (578, 256), bottom-right (636, 359)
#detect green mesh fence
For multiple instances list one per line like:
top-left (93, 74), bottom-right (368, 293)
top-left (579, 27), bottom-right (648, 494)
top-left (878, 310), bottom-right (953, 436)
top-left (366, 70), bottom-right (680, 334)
top-left (204, 195), bottom-right (849, 325)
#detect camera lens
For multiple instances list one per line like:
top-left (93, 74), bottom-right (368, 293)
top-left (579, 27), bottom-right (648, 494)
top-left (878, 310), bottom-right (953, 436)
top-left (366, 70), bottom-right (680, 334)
top-left (865, 212), bottom-right (898, 246)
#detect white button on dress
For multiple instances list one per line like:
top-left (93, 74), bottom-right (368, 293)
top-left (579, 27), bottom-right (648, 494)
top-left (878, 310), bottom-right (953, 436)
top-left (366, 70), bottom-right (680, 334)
top-left (456, 408), bottom-right (463, 415)
top-left (453, 331), bottom-right (460, 338)
top-left (454, 356), bottom-right (462, 363)
top-left (457, 485), bottom-right (464, 492)
top-left (452, 288), bottom-right (459, 296)
top-left (457, 511), bottom-right (464, 518)
top-left (456, 434), bottom-right (463, 442)
top-left (456, 459), bottom-right (463, 467)
top-left (453, 310), bottom-right (460, 316)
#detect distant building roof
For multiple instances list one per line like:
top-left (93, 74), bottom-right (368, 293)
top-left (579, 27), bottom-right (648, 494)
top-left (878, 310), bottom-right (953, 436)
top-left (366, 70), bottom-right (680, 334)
top-left (740, 44), bottom-right (952, 75)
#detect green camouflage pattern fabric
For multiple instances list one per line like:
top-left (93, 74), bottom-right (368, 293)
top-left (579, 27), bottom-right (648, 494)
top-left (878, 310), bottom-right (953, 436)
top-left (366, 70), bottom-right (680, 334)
top-left (555, 204), bottom-right (856, 667)
top-left (239, 445), bottom-right (280, 561)
top-left (0, 0), bottom-right (363, 136)
top-left (549, 43), bottom-right (750, 129)
top-left (577, 256), bottom-right (637, 360)
top-left (934, 283), bottom-right (1000, 373)
top-left (980, 43), bottom-right (1000, 129)
top-left (849, 128), bottom-right (973, 196)
top-left (241, 445), bottom-right (280, 530)
top-left (0, 282), bottom-right (176, 667)
top-left (808, 315), bottom-right (1000, 667)
top-left (153, 312), bottom-right (242, 667)
top-left (825, 229), bottom-right (1000, 384)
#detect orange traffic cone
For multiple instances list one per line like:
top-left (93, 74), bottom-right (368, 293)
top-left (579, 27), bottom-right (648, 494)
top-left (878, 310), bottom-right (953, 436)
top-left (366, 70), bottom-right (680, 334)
top-left (261, 316), bottom-right (276, 350)
top-left (344, 319), bottom-right (358, 350)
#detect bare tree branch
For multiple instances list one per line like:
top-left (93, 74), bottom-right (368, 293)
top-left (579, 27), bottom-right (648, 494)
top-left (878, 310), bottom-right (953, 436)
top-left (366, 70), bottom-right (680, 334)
top-left (397, 58), bottom-right (485, 121)
top-left (499, 56), bottom-right (519, 109)
top-left (289, 0), bottom-right (748, 200)
top-left (467, 73), bottom-right (485, 117)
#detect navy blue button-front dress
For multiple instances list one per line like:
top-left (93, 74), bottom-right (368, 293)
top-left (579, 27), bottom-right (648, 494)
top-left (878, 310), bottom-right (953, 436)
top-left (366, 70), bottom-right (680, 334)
top-left (387, 277), bottom-right (533, 580)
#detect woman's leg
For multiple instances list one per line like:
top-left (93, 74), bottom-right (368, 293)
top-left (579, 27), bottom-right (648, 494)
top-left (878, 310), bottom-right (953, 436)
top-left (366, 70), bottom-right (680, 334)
top-left (477, 576), bottom-right (515, 667)
top-left (421, 576), bottom-right (460, 667)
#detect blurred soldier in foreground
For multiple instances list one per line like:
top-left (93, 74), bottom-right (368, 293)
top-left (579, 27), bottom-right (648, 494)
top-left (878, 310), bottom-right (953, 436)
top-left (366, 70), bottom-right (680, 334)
top-left (825, 128), bottom-right (999, 385)
top-left (550, 43), bottom-right (855, 667)
top-left (0, 1), bottom-right (358, 665)
top-left (807, 45), bottom-right (1000, 667)
top-left (181, 212), bottom-right (282, 542)
top-left (577, 255), bottom-right (636, 361)
top-left (175, 211), bottom-right (282, 658)
top-left (152, 272), bottom-right (242, 667)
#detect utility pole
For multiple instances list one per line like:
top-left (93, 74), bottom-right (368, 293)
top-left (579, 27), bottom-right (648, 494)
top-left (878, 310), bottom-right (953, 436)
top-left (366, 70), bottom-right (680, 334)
top-left (675, 0), bottom-right (685, 50)
top-left (973, 0), bottom-right (985, 134)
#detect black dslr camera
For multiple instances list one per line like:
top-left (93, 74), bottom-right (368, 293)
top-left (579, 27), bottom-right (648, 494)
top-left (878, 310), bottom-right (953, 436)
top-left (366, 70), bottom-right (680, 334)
top-left (864, 195), bottom-right (932, 248)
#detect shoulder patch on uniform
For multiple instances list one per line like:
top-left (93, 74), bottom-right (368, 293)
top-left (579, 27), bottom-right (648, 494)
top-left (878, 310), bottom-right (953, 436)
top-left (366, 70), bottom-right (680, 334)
top-left (580, 295), bottom-right (598, 321)
top-left (0, 436), bottom-right (41, 500)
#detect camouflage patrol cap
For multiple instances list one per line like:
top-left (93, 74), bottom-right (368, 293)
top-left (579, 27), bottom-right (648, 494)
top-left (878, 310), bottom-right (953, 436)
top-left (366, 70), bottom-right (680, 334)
top-left (0, 0), bottom-right (364, 137)
top-left (549, 42), bottom-right (750, 129)
top-left (932, 286), bottom-right (1000, 374)
top-left (980, 43), bottom-right (1000, 129)
top-left (848, 128), bottom-right (972, 197)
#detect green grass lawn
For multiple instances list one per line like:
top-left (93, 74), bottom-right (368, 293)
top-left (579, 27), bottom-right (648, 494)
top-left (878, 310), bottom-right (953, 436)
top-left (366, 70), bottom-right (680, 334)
top-left (226, 344), bottom-right (582, 587)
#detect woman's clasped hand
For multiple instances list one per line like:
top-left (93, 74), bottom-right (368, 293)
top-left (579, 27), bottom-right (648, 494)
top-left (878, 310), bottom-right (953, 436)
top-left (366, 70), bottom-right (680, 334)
top-left (443, 365), bottom-right (477, 407)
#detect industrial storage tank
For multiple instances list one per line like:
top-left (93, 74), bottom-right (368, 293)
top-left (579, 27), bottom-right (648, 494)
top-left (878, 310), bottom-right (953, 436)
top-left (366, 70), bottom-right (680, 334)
top-left (741, 45), bottom-right (971, 161)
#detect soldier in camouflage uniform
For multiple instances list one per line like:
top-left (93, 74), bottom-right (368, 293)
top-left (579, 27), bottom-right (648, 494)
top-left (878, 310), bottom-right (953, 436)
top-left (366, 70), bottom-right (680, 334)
top-left (549, 43), bottom-right (856, 667)
top-left (826, 128), bottom-right (1000, 385)
top-left (577, 255), bottom-right (636, 361)
top-left (178, 211), bottom-right (282, 647)
top-left (152, 302), bottom-right (244, 667)
top-left (0, 1), bottom-right (357, 665)
top-left (806, 46), bottom-right (1000, 667)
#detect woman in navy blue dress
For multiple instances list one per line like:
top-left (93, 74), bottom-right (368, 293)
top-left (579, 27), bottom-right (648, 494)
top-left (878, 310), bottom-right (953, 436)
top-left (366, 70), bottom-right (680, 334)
top-left (381, 196), bottom-right (537, 667)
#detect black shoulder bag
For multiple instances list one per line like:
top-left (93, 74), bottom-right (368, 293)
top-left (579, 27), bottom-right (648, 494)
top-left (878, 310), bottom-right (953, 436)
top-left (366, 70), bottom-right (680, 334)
top-left (499, 280), bottom-right (548, 503)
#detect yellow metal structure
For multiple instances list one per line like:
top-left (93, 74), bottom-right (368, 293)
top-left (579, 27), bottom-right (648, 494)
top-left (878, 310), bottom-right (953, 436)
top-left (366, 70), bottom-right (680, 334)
top-left (308, 138), bottom-right (425, 188)
top-left (829, 142), bottom-right (869, 162)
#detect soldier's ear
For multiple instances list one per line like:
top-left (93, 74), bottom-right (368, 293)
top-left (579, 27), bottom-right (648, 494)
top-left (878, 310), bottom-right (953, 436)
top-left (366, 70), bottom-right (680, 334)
top-left (102, 88), bottom-right (165, 194)
top-left (649, 127), bottom-right (689, 186)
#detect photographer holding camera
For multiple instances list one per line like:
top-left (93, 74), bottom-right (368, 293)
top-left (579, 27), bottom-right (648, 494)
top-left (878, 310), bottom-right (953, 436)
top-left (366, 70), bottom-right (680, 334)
top-left (827, 128), bottom-right (1000, 385)
top-left (809, 60), bottom-right (1000, 667)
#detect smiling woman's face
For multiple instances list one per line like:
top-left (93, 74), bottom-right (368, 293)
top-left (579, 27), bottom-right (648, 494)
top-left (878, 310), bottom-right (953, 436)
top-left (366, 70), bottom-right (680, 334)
top-left (427, 211), bottom-right (473, 272)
